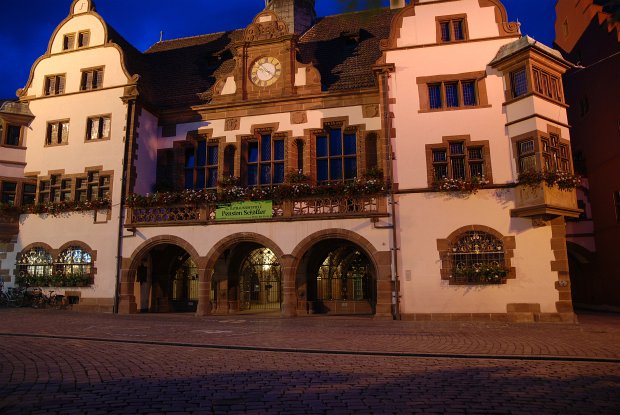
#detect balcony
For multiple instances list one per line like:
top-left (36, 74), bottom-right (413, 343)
top-left (511, 184), bottom-right (580, 219)
top-left (125, 195), bottom-right (388, 228)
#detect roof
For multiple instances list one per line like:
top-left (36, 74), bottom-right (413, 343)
top-left (107, 8), bottom-right (397, 110)
top-left (489, 35), bottom-right (570, 67)
top-left (594, 0), bottom-right (620, 18)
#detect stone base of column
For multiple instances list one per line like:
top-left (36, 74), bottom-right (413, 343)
top-left (117, 296), bottom-right (137, 314)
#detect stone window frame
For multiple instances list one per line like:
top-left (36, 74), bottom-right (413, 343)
top-left (77, 30), bottom-right (91, 48)
top-left (62, 33), bottom-right (76, 51)
top-left (435, 14), bottom-right (469, 44)
top-left (500, 56), bottom-right (566, 106)
top-left (85, 114), bottom-right (112, 142)
top-left (45, 119), bottom-right (70, 147)
top-left (0, 121), bottom-right (23, 147)
top-left (36, 167), bottom-right (113, 204)
top-left (511, 125), bottom-right (573, 175)
top-left (43, 73), bottom-right (66, 96)
top-left (80, 66), bottom-right (104, 91)
top-left (436, 225), bottom-right (516, 285)
top-left (417, 71), bottom-right (489, 113)
top-left (425, 135), bottom-right (493, 187)
top-left (308, 117), bottom-right (370, 185)
top-left (15, 241), bottom-right (98, 284)
top-left (184, 134), bottom-right (222, 190)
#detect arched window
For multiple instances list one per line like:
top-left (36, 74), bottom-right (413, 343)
top-left (57, 246), bottom-right (92, 277)
top-left (448, 231), bottom-right (507, 284)
top-left (295, 139), bottom-right (304, 173)
top-left (16, 247), bottom-right (53, 286)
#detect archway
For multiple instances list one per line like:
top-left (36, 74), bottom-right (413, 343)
top-left (296, 238), bottom-right (376, 315)
top-left (210, 242), bottom-right (282, 314)
top-left (134, 243), bottom-right (199, 313)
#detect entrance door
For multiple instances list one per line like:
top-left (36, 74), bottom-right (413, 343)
top-left (238, 248), bottom-right (281, 311)
top-left (171, 257), bottom-right (199, 312)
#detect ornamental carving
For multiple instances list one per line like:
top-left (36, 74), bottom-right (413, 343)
top-left (225, 117), bottom-right (240, 131)
top-left (363, 105), bottom-right (379, 118)
top-left (501, 22), bottom-right (520, 35)
top-left (290, 111), bottom-right (307, 125)
top-left (245, 21), bottom-right (288, 41)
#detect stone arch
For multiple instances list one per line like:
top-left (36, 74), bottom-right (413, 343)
top-left (437, 224), bottom-right (516, 283)
top-left (118, 235), bottom-right (202, 314)
top-left (291, 229), bottom-right (392, 318)
top-left (204, 232), bottom-right (285, 271)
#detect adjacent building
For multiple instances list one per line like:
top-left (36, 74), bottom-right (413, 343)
top-left (555, 0), bottom-right (620, 308)
top-left (2, 0), bottom-right (581, 321)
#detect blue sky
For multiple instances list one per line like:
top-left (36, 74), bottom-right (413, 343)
top-left (0, 0), bottom-right (556, 99)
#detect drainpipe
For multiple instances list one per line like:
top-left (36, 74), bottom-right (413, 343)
top-left (375, 65), bottom-right (400, 320)
top-left (114, 96), bottom-right (137, 314)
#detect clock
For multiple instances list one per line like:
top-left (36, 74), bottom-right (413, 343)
top-left (250, 57), bottom-right (282, 87)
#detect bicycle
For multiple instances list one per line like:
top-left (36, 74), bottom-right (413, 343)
top-left (0, 281), bottom-right (25, 308)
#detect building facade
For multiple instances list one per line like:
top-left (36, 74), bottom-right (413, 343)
top-left (2, 0), bottom-right (580, 321)
top-left (555, 0), bottom-right (620, 308)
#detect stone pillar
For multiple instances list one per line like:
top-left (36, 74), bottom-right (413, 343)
top-left (374, 250), bottom-right (394, 320)
top-left (196, 267), bottom-right (212, 316)
top-left (280, 254), bottom-right (297, 317)
top-left (117, 268), bottom-right (137, 314)
top-left (550, 217), bottom-right (577, 322)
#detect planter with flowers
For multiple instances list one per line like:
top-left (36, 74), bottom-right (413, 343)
top-left (513, 170), bottom-right (581, 218)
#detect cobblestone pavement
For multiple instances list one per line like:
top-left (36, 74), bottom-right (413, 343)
top-left (1, 309), bottom-right (619, 414)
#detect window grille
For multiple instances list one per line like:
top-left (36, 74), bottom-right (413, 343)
top-left (448, 231), bottom-right (506, 284)
top-left (17, 248), bottom-right (53, 279)
top-left (57, 247), bottom-right (92, 277)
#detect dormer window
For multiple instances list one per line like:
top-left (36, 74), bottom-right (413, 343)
top-left (80, 67), bottom-right (104, 91)
top-left (44, 74), bottom-right (66, 96)
top-left (78, 31), bottom-right (90, 48)
top-left (437, 15), bottom-right (468, 43)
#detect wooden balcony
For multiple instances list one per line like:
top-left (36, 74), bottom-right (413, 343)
top-left (511, 184), bottom-right (581, 219)
top-left (125, 195), bottom-right (388, 228)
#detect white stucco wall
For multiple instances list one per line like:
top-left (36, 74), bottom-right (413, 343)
top-left (396, 189), bottom-right (559, 314)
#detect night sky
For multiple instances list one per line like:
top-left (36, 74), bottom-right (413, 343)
top-left (0, 0), bottom-right (557, 99)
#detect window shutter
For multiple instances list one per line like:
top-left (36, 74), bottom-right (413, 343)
top-left (94, 70), bottom-right (103, 89)
top-left (102, 117), bottom-right (111, 138)
top-left (57, 76), bottom-right (66, 94)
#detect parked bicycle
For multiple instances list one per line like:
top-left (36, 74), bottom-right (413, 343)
top-left (0, 281), bottom-right (25, 308)
top-left (23, 288), bottom-right (67, 310)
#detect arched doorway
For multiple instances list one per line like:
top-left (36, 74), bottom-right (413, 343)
top-left (211, 242), bottom-right (282, 314)
top-left (297, 239), bottom-right (376, 315)
top-left (134, 244), bottom-right (199, 313)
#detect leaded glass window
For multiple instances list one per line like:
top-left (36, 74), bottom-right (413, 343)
top-left (57, 246), bottom-right (92, 277)
top-left (449, 231), bottom-right (506, 284)
top-left (17, 247), bottom-right (53, 279)
top-left (316, 129), bottom-right (357, 183)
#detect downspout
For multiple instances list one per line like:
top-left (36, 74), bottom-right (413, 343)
top-left (376, 65), bottom-right (400, 320)
top-left (114, 94), bottom-right (137, 314)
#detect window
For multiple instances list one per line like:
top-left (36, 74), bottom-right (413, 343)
top-left (316, 128), bottom-right (357, 182)
top-left (86, 115), bottom-right (111, 140)
top-left (63, 34), bottom-right (75, 51)
top-left (21, 183), bottom-right (36, 206)
top-left (437, 17), bottom-right (466, 43)
top-left (532, 67), bottom-right (562, 102)
top-left (448, 231), bottom-right (507, 285)
top-left (76, 172), bottom-right (111, 201)
top-left (77, 31), bottom-right (90, 48)
top-left (428, 80), bottom-right (477, 110)
top-left (542, 133), bottom-right (570, 172)
top-left (296, 140), bottom-right (305, 172)
top-left (46, 121), bottom-right (69, 145)
top-left (185, 140), bottom-right (219, 189)
top-left (57, 247), bottom-right (92, 277)
top-left (17, 247), bottom-right (53, 279)
top-left (80, 68), bottom-right (103, 91)
top-left (246, 134), bottom-right (284, 186)
top-left (44, 75), bottom-right (66, 96)
top-left (1, 182), bottom-right (17, 205)
top-left (430, 141), bottom-right (486, 181)
top-left (1, 124), bottom-right (21, 146)
top-left (517, 139), bottom-right (537, 173)
top-left (510, 68), bottom-right (528, 98)
top-left (223, 145), bottom-right (236, 178)
top-left (38, 175), bottom-right (71, 203)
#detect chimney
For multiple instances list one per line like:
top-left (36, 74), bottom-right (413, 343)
top-left (390, 0), bottom-right (406, 9)
top-left (265, 0), bottom-right (316, 35)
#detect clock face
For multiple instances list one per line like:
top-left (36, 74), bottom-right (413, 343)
top-left (250, 57), bottom-right (282, 87)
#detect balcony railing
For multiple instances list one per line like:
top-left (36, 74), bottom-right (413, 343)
top-left (125, 195), bottom-right (387, 227)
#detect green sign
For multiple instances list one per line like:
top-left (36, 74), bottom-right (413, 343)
top-left (215, 201), bottom-right (273, 221)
